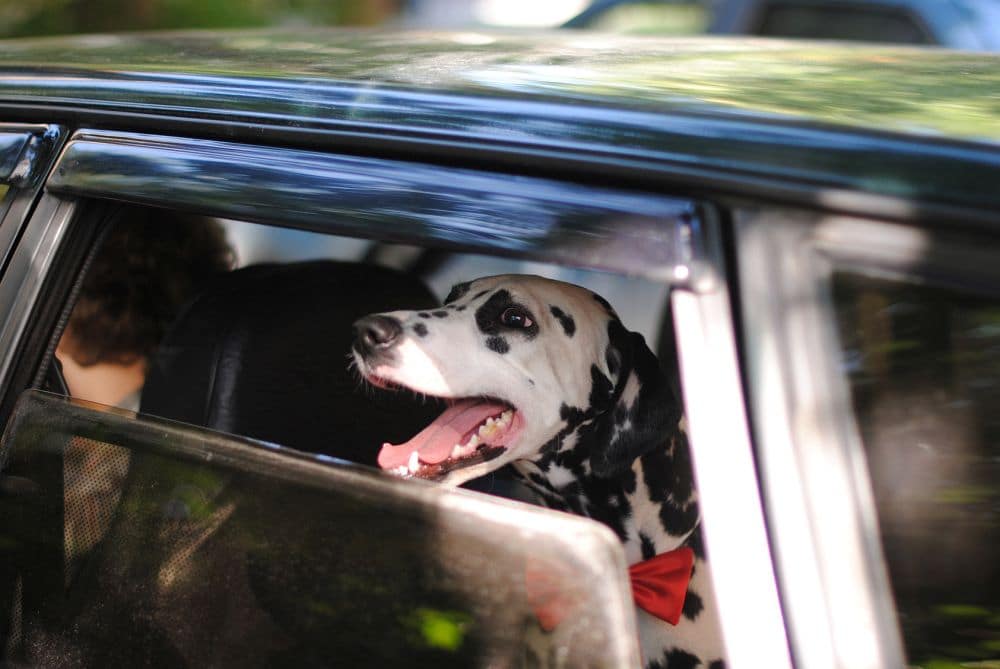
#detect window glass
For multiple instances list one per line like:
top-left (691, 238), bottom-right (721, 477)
top-left (2, 200), bottom-right (682, 667)
top-left (55, 206), bottom-right (670, 416)
top-left (756, 3), bottom-right (932, 44)
top-left (833, 272), bottom-right (1000, 667)
top-left (1, 390), bottom-right (636, 667)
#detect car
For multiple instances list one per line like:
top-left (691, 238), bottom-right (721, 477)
top-left (0, 29), bottom-right (997, 669)
top-left (709, 0), bottom-right (1000, 50)
top-left (565, 0), bottom-right (1000, 51)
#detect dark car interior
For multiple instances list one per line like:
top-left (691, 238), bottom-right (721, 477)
top-left (1, 201), bottom-right (667, 666)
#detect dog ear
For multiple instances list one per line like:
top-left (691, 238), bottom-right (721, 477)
top-left (589, 319), bottom-right (682, 479)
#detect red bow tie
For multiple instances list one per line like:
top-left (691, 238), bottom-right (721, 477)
top-left (527, 545), bottom-right (695, 631)
top-left (629, 546), bottom-right (694, 625)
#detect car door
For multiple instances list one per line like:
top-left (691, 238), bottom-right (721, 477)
top-left (738, 207), bottom-right (1000, 669)
top-left (0, 128), bottom-right (789, 667)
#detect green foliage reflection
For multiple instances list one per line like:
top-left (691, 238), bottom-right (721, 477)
top-left (406, 608), bottom-right (472, 652)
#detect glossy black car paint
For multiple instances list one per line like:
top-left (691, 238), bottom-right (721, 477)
top-left (0, 31), bottom-right (997, 226)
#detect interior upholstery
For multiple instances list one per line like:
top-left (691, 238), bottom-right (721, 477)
top-left (140, 260), bottom-right (445, 466)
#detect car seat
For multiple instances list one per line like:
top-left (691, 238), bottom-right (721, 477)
top-left (139, 260), bottom-right (445, 466)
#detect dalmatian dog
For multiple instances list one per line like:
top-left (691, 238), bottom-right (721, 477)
top-left (351, 274), bottom-right (725, 669)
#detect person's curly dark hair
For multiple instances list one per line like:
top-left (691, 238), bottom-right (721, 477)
top-left (62, 206), bottom-right (235, 367)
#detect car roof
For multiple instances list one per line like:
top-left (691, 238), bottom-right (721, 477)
top-left (1, 30), bottom-right (998, 219)
top-left (0, 30), bottom-right (997, 143)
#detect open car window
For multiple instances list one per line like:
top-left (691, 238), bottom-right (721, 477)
top-left (0, 390), bottom-right (638, 666)
top-left (0, 128), bottom-right (787, 668)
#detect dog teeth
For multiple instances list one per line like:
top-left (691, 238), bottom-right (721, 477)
top-left (408, 452), bottom-right (420, 474)
top-left (499, 410), bottom-right (513, 425)
top-left (466, 434), bottom-right (480, 448)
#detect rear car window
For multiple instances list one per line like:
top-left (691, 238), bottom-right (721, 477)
top-left (50, 204), bottom-right (671, 421)
top-left (2, 197), bottom-right (682, 666)
top-left (833, 273), bottom-right (1000, 667)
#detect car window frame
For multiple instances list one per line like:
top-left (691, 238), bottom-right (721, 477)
top-left (736, 206), bottom-right (1000, 669)
top-left (0, 127), bottom-right (794, 667)
top-left (0, 125), bottom-right (65, 277)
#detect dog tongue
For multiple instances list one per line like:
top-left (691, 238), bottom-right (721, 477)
top-left (378, 398), bottom-right (508, 469)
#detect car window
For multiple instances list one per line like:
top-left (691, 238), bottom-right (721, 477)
top-left (755, 2), bottom-right (933, 44)
top-left (832, 272), bottom-right (1000, 667)
top-left (0, 130), bottom-right (762, 667)
top-left (0, 389), bottom-right (637, 667)
top-left (52, 206), bottom-right (671, 416)
top-left (0, 200), bottom-right (678, 665)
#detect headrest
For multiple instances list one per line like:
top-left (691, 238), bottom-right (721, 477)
top-left (140, 261), bottom-right (444, 466)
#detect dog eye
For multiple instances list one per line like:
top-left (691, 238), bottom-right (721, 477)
top-left (500, 307), bottom-right (533, 329)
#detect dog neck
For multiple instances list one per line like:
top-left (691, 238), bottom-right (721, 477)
top-left (513, 427), bottom-right (700, 566)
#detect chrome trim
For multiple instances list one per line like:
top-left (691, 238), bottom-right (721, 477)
top-left (48, 130), bottom-right (702, 283)
top-left (0, 125), bottom-right (66, 276)
top-left (736, 209), bottom-right (907, 669)
top-left (0, 130), bottom-right (31, 183)
top-left (671, 213), bottom-right (792, 669)
top-left (0, 194), bottom-right (76, 394)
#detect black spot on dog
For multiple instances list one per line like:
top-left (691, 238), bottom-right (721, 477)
top-left (578, 479), bottom-right (632, 541)
top-left (588, 364), bottom-right (614, 410)
top-left (432, 310), bottom-right (448, 318)
top-left (708, 660), bottom-right (726, 669)
top-left (445, 281), bottom-right (471, 304)
top-left (529, 473), bottom-right (549, 488)
top-left (593, 292), bottom-right (616, 316)
top-left (472, 290), bottom-right (489, 301)
top-left (475, 290), bottom-right (512, 334)
top-left (649, 649), bottom-right (701, 669)
top-left (641, 434), bottom-right (695, 508)
top-left (682, 589), bottom-right (703, 622)
top-left (684, 526), bottom-right (706, 560)
top-left (549, 305), bottom-right (576, 337)
top-left (591, 323), bottom-right (683, 480)
top-left (539, 403), bottom-right (589, 461)
top-left (604, 318), bottom-right (629, 377)
top-left (418, 312), bottom-right (430, 318)
top-left (605, 345), bottom-right (622, 377)
top-left (486, 336), bottom-right (509, 354)
top-left (639, 533), bottom-right (656, 560)
top-left (455, 305), bottom-right (467, 312)
top-left (413, 323), bottom-right (428, 337)
top-left (475, 289), bottom-right (539, 339)
top-left (661, 499), bottom-right (700, 537)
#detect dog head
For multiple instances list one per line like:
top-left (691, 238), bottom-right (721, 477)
top-left (351, 274), bottom-right (679, 486)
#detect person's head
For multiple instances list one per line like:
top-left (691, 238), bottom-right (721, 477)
top-left (57, 206), bottom-right (234, 405)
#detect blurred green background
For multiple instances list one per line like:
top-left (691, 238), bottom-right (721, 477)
top-left (0, 0), bottom-right (708, 38)
top-left (0, 0), bottom-right (402, 37)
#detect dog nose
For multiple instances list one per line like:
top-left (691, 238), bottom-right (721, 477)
top-left (353, 315), bottom-right (403, 355)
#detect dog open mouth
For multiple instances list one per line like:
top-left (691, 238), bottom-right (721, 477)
top-left (378, 398), bottom-right (523, 480)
